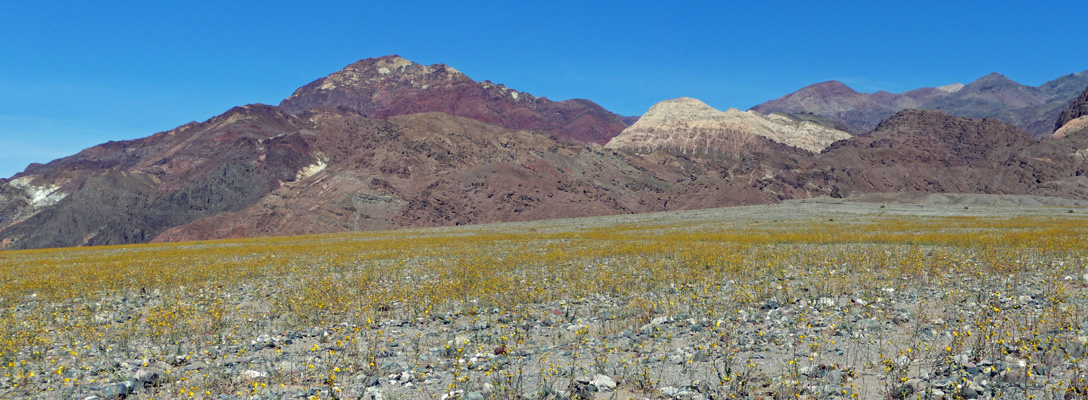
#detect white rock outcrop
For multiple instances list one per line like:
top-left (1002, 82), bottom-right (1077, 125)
top-left (605, 97), bottom-right (852, 155)
top-left (937, 83), bottom-right (965, 93)
top-left (8, 176), bottom-right (66, 208)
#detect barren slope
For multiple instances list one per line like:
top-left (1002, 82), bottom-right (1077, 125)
top-left (0, 105), bottom-right (314, 249)
top-left (152, 111), bottom-right (781, 242)
top-left (279, 55), bottom-right (631, 144)
top-left (803, 110), bottom-right (1088, 197)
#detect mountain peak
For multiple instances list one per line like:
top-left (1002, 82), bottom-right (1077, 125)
top-left (634, 97), bottom-right (719, 124)
top-left (804, 80), bottom-right (858, 95)
top-left (278, 56), bottom-right (630, 144)
top-left (351, 54), bottom-right (416, 71)
top-left (316, 55), bottom-right (469, 92)
top-left (373, 54), bottom-right (410, 62)
top-left (970, 72), bottom-right (1017, 86)
top-left (349, 55), bottom-right (464, 76)
top-left (279, 56), bottom-right (476, 115)
top-left (654, 96), bottom-right (713, 109)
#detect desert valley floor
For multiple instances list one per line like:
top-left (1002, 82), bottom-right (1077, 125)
top-left (2, 194), bottom-right (1088, 400)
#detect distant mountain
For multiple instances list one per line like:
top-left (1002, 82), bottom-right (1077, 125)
top-left (752, 71), bottom-right (1088, 137)
top-left (279, 55), bottom-right (631, 144)
top-left (749, 81), bottom-right (952, 135)
top-left (925, 73), bottom-right (1041, 112)
top-left (605, 97), bottom-right (851, 155)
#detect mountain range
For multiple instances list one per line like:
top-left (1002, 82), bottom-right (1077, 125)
top-left (752, 71), bottom-right (1088, 137)
top-left (1, 56), bottom-right (1087, 250)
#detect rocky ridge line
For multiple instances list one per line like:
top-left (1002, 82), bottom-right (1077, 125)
top-left (752, 71), bottom-right (1088, 137)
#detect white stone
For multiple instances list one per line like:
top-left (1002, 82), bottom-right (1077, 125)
top-left (590, 374), bottom-right (616, 391)
top-left (296, 159), bottom-right (327, 180)
top-left (239, 370), bottom-right (267, 380)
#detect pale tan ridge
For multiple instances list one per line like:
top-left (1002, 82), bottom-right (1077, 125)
top-left (606, 97), bottom-right (852, 154)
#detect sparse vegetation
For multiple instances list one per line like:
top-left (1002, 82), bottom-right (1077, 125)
top-left (1, 201), bottom-right (1087, 399)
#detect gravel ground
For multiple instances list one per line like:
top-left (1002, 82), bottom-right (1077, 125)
top-left (2, 195), bottom-right (1087, 400)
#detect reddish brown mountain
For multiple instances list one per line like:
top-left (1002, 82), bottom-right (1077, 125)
top-left (798, 110), bottom-right (1088, 197)
top-left (278, 55), bottom-right (630, 144)
top-left (152, 111), bottom-right (776, 242)
top-left (0, 105), bottom-right (315, 249)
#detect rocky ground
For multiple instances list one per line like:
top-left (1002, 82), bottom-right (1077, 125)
top-left (2, 197), bottom-right (1088, 400)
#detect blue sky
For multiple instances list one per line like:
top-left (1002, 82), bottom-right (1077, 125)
top-left (2, 1), bottom-right (1087, 178)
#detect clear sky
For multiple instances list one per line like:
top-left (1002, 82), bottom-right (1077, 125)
top-left (2, 1), bottom-right (1087, 178)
